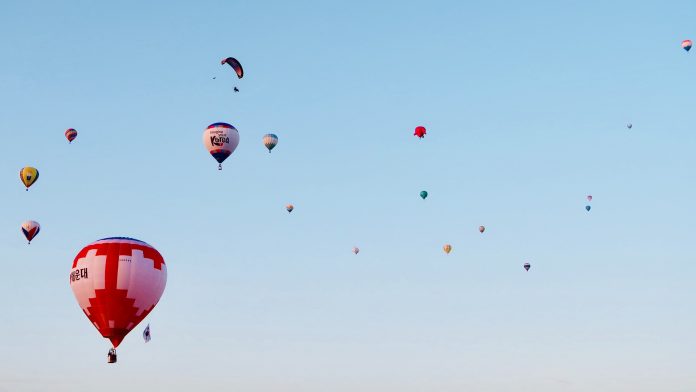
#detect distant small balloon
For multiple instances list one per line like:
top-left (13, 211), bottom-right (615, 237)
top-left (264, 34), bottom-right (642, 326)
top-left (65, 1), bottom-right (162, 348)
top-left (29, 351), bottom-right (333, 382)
top-left (19, 167), bottom-right (39, 191)
top-left (627, 123), bottom-right (632, 130)
top-left (21, 220), bottom-right (40, 244)
top-left (263, 133), bottom-right (278, 153)
top-left (414, 126), bottom-right (426, 138)
top-left (352, 247), bottom-right (359, 255)
top-left (65, 128), bottom-right (78, 143)
top-left (286, 204), bottom-right (294, 213)
top-left (587, 195), bottom-right (592, 202)
top-left (523, 262), bottom-right (531, 271)
top-left (443, 244), bottom-right (452, 254)
top-left (682, 39), bottom-right (692, 52)
top-left (420, 191), bottom-right (428, 200)
top-left (585, 205), bottom-right (591, 212)
top-left (479, 226), bottom-right (485, 233)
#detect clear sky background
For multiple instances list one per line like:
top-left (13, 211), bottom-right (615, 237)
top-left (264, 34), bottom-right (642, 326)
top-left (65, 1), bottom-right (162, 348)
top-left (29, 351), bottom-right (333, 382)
top-left (1, 0), bottom-right (696, 391)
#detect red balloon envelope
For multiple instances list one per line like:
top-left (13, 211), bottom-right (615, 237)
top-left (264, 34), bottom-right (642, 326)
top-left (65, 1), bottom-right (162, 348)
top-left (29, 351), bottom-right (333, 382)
top-left (69, 237), bottom-right (167, 350)
top-left (414, 126), bottom-right (426, 138)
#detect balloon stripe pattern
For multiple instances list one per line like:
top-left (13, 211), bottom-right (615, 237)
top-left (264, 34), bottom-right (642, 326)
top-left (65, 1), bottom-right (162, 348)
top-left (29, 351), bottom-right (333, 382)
top-left (682, 39), bottom-right (692, 51)
top-left (70, 237), bottom-right (167, 349)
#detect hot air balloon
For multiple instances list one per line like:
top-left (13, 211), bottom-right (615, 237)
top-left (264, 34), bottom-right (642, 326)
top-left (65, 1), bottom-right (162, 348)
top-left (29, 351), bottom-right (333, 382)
top-left (587, 195), bottom-right (592, 202)
top-left (65, 128), bottom-right (78, 143)
top-left (263, 133), bottom-right (278, 153)
top-left (420, 191), bottom-right (428, 200)
top-left (19, 167), bottom-right (39, 191)
top-left (479, 226), bottom-right (485, 233)
top-left (443, 244), bottom-right (452, 254)
top-left (221, 57), bottom-right (244, 78)
top-left (585, 205), bottom-right (591, 212)
top-left (143, 324), bottom-right (151, 343)
top-left (21, 220), bottom-right (40, 244)
top-left (627, 123), bottom-right (632, 130)
top-left (69, 237), bottom-right (167, 363)
top-left (682, 40), bottom-right (692, 52)
top-left (203, 122), bottom-right (240, 170)
top-left (286, 204), bottom-right (294, 213)
top-left (523, 262), bottom-right (531, 271)
top-left (352, 247), bottom-right (359, 255)
top-left (414, 126), bottom-right (426, 138)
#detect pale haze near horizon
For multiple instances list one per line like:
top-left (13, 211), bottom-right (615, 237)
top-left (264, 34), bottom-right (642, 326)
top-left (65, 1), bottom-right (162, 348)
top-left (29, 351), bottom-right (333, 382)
top-left (1, 1), bottom-right (696, 391)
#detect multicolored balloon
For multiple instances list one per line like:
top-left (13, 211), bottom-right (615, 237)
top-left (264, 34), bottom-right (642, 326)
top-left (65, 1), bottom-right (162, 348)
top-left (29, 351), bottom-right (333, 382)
top-left (69, 237), bottom-right (167, 362)
top-left (420, 190), bottom-right (428, 200)
top-left (19, 167), bottom-right (39, 191)
top-left (586, 195), bottom-right (592, 202)
top-left (682, 39), bottom-right (692, 52)
top-left (443, 244), bottom-right (452, 254)
top-left (263, 133), bottom-right (278, 153)
top-left (221, 57), bottom-right (244, 78)
top-left (523, 262), bottom-right (531, 271)
top-left (21, 220), bottom-right (40, 244)
top-left (352, 247), bottom-right (359, 255)
top-left (286, 204), bottom-right (294, 213)
top-left (479, 225), bottom-right (485, 233)
top-left (203, 122), bottom-right (240, 170)
top-left (414, 126), bottom-right (426, 138)
top-left (65, 128), bottom-right (78, 143)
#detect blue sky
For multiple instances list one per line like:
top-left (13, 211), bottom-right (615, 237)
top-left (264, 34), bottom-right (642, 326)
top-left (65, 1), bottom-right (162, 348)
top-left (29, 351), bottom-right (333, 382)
top-left (1, 0), bottom-right (696, 391)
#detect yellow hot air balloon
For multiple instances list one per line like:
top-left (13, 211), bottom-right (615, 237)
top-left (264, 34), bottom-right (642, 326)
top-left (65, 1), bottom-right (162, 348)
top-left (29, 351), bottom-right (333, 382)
top-left (19, 167), bottom-right (39, 191)
top-left (443, 244), bottom-right (452, 254)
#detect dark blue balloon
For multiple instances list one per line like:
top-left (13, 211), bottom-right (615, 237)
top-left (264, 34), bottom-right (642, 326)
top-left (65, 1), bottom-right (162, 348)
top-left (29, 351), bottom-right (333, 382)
top-left (585, 205), bottom-right (591, 212)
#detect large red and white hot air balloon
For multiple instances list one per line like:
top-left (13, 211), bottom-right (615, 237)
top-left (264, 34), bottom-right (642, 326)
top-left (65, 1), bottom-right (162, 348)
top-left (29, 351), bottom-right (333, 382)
top-left (69, 237), bottom-right (167, 363)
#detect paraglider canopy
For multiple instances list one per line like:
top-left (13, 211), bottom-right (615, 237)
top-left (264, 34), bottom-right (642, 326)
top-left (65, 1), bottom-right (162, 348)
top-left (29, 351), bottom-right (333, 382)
top-left (414, 126), bottom-right (426, 138)
top-left (221, 57), bottom-right (244, 78)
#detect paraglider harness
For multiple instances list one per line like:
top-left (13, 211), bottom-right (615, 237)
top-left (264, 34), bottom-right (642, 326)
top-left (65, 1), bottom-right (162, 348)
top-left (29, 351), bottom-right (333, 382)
top-left (107, 348), bottom-right (117, 363)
